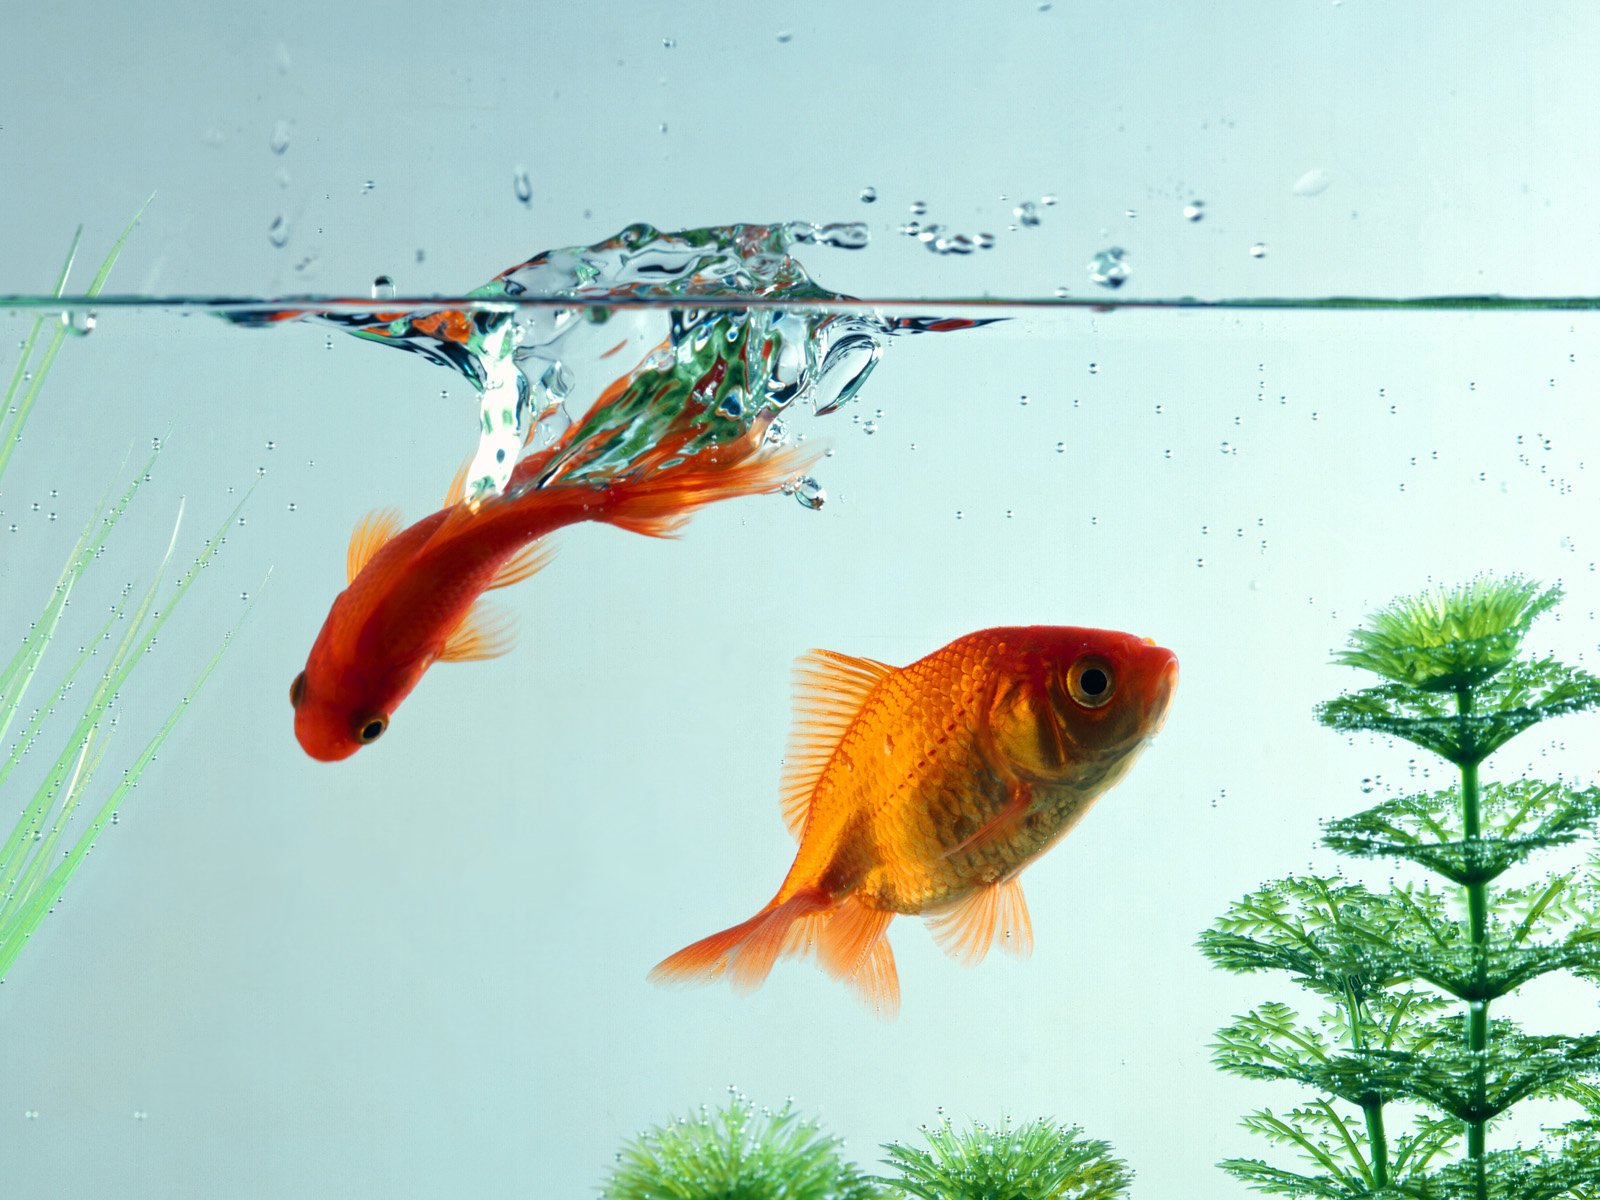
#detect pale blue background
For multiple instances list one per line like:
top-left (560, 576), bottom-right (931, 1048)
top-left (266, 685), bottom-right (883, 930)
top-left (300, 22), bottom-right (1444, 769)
top-left (3, 3), bottom-right (1600, 1197)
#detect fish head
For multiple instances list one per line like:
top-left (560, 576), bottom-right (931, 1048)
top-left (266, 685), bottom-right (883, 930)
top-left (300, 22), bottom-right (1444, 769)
top-left (289, 603), bottom-right (401, 762)
top-left (983, 626), bottom-right (1178, 781)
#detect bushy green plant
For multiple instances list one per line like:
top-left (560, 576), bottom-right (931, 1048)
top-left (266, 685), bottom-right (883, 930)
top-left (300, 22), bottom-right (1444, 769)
top-left (0, 219), bottom-right (254, 985)
top-left (1200, 576), bottom-right (1600, 1199)
top-left (880, 1115), bottom-right (1132, 1200)
top-left (602, 1091), bottom-right (884, 1200)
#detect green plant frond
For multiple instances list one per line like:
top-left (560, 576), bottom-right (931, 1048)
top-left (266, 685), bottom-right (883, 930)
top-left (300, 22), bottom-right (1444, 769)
top-left (1216, 1156), bottom-right (1378, 1200)
top-left (602, 1093), bottom-right (883, 1200)
top-left (0, 577), bottom-right (261, 981)
top-left (1313, 1019), bottom-right (1600, 1124)
top-left (1199, 877), bottom-right (1415, 1000)
top-left (1236, 1105), bottom-right (1367, 1186)
top-left (1388, 1115), bottom-right (1460, 1177)
top-left (1323, 781), bottom-right (1600, 885)
top-left (1318, 659), bottom-right (1600, 766)
top-left (879, 1116), bottom-right (1132, 1200)
top-left (1405, 1146), bottom-right (1600, 1200)
top-left (0, 205), bottom-right (146, 487)
top-left (1332, 577), bottom-right (1560, 692)
top-left (1215, 1003), bottom-right (1339, 1077)
top-left (1, 215), bottom-right (254, 987)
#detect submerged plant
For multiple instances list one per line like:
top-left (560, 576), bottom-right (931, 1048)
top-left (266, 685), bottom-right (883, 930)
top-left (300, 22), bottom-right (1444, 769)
top-left (880, 1115), bottom-right (1132, 1200)
top-left (1200, 577), bottom-right (1600, 1199)
top-left (0, 219), bottom-right (255, 985)
top-left (602, 1091), bottom-right (884, 1200)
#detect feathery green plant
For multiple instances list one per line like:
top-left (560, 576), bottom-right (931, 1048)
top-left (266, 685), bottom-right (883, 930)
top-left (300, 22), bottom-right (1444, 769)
top-left (601, 1091), bottom-right (885, 1200)
top-left (880, 1115), bottom-right (1132, 1200)
top-left (0, 218), bottom-right (256, 985)
top-left (1199, 576), bottom-right (1600, 1200)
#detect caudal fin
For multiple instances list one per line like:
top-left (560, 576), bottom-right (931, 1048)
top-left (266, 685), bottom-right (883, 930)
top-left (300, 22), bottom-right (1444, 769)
top-left (602, 441), bottom-right (819, 539)
top-left (650, 889), bottom-right (900, 1016)
top-left (650, 890), bottom-right (830, 993)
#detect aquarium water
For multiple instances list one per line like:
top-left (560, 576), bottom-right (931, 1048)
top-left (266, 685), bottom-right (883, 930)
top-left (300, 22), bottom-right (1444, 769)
top-left (4, 4), bottom-right (1600, 1198)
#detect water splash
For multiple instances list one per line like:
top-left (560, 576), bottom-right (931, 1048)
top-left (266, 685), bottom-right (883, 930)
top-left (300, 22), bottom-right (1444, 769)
top-left (228, 222), bottom-right (995, 500)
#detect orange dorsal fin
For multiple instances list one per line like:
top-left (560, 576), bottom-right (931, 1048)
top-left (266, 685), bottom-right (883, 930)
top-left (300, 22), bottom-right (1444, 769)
top-left (346, 507), bottom-right (403, 583)
top-left (443, 457), bottom-right (472, 507)
top-left (486, 540), bottom-right (555, 591)
top-left (439, 600), bottom-right (515, 662)
top-left (924, 877), bottom-right (1034, 967)
top-left (814, 895), bottom-right (899, 1017)
top-left (780, 649), bottom-right (894, 839)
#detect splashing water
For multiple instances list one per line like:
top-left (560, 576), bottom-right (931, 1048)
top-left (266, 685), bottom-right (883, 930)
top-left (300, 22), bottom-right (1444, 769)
top-left (229, 222), bottom-right (995, 502)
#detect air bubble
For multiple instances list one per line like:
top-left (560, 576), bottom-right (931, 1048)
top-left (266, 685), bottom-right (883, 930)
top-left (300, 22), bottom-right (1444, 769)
top-left (776, 30), bottom-right (793, 43)
top-left (370, 275), bottom-right (396, 300)
top-left (1183, 200), bottom-right (1205, 222)
top-left (514, 167), bottom-right (532, 206)
top-left (268, 215), bottom-right (289, 248)
top-left (859, 186), bottom-right (877, 203)
top-left (269, 120), bottom-right (291, 155)
top-left (786, 476), bottom-right (826, 510)
top-left (1248, 242), bottom-right (1267, 258)
top-left (1014, 201), bottom-right (1041, 227)
top-left (909, 200), bottom-right (928, 216)
top-left (60, 310), bottom-right (96, 336)
top-left (1291, 168), bottom-right (1331, 196)
top-left (1087, 246), bottom-right (1130, 289)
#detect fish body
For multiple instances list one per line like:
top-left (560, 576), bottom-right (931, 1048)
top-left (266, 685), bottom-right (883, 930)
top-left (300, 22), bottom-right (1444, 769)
top-left (651, 625), bottom-right (1178, 1013)
top-left (291, 375), bottom-right (811, 761)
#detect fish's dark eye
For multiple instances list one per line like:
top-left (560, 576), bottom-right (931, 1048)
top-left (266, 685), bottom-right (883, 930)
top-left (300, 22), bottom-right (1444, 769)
top-left (289, 671), bottom-right (307, 709)
top-left (1066, 656), bottom-right (1115, 709)
top-left (356, 715), bottom-right (388, 744)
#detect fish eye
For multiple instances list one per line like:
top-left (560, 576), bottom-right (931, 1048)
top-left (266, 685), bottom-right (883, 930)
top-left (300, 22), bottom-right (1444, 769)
top-left (289, 671), bottom-right (307, 709)
top-left (1066, 656), bottom-right (1116, 709)
top-left (356, 715), bottom-right (389, 744)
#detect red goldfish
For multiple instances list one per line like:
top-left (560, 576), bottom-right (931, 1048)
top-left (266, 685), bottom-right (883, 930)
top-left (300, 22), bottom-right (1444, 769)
top-left (290, 367), bottom-right (813, 761)
top-left (651, 625), bottom-right (1177, 1014)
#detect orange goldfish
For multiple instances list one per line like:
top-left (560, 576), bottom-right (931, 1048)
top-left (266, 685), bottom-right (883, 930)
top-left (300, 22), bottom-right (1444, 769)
top-left (290, 369), bottom-right (812, 761)
top-left (650, 625), bottom-right (1178, 1014)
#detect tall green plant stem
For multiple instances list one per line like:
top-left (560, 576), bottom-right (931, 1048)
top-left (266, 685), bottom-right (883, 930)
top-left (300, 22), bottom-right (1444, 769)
top-left (1344, 980), bottom-right (1391, 1189)
top-left (1458, 684), bottom-right (1488, 1200)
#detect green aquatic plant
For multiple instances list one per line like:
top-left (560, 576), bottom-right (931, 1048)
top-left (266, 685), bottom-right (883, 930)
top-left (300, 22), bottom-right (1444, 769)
top-left (880, 1115), bottom-right (1132, 1200)
top-left (0, 220), bottom-right (254, 985)
top-left (1200, 576), bottom-right (1600, 1199)
top-left (602, 1092), bottom-right (884, 1200)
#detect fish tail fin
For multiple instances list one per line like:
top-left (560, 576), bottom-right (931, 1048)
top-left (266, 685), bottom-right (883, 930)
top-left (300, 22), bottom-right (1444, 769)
top-left (649, 888), bottom-right (830, 993)
top-left (601, 441), bottom-right (819, 539)
top-left (814, 895), bottom-right (900, 1017)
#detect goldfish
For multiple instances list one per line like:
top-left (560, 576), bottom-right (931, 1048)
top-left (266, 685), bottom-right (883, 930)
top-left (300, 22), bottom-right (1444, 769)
top-left (650, 625), bottom-right (1177, 1014)
top-left (290, 359), bottom-right (813, 762)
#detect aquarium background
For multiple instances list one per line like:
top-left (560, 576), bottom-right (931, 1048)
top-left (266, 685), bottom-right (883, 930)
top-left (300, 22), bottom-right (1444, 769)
top-left (4, 3), bottom-right (1600, 1196)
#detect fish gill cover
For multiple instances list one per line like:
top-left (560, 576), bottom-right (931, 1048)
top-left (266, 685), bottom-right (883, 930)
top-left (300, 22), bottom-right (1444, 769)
top-left (229, 221), bottom-right (994, 504)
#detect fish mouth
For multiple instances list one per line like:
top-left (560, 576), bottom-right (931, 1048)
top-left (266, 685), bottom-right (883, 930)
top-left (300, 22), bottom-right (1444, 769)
top-left (1143, 653), bottom-right (1179, 732)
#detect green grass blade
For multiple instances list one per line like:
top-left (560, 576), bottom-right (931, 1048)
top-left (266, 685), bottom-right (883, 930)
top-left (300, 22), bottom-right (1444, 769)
top-left (0, 570), bottom-right (262, 982)
top-left (0, 204), bottom-right (148, 485)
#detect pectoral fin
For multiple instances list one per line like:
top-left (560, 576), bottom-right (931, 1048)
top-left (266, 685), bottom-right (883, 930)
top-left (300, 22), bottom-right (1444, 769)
top-left (439, 600), bottom-right (515, 662)
top-left (924, 877), bottom-right (1034, 966)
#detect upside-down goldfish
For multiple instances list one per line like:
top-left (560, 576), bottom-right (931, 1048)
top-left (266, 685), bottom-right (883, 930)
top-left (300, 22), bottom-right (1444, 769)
top-left (290, 368), bottom-right (813, 761)
top-left (650, 625), bottom-right (1177, 1014)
